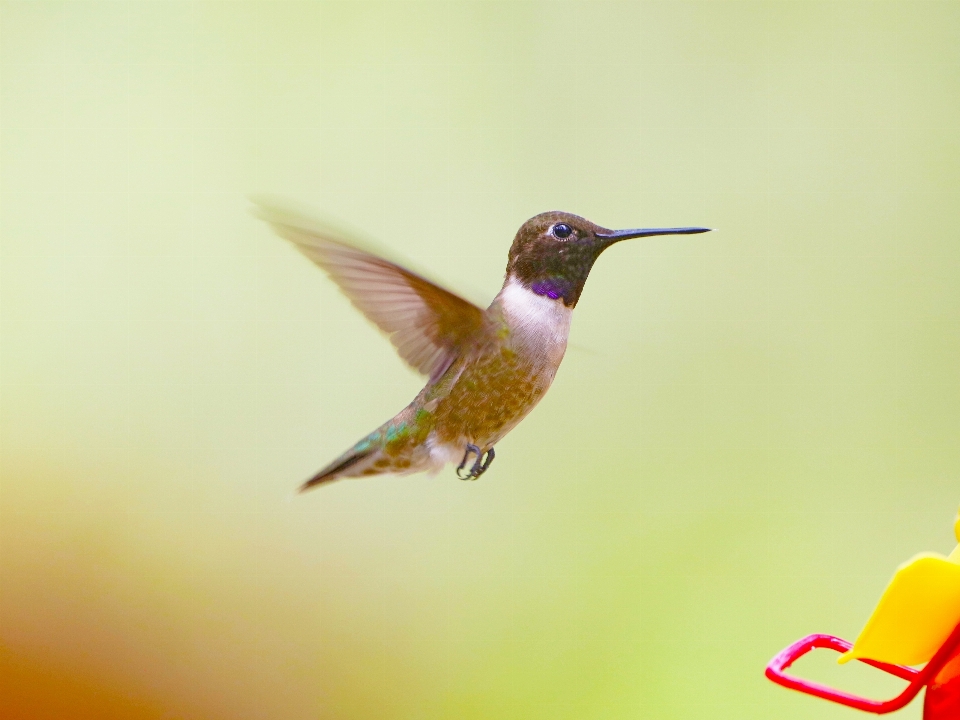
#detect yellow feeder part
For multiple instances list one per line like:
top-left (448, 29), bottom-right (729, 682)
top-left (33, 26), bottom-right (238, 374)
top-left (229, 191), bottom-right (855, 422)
top-left (840, 508), bottom-right (960, 667)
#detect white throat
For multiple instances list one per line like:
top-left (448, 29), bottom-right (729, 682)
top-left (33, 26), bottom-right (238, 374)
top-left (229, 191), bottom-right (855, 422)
top-left (498, 276), bottom-right (573, 347)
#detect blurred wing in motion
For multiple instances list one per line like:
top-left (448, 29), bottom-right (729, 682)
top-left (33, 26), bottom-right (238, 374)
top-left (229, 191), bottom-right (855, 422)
top-left (257, 205), bottom-right (487, 380)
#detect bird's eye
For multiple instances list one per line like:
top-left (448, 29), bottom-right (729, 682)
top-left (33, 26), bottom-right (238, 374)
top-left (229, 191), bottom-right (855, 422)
top-left (552, 223), bottom-right (573, 239)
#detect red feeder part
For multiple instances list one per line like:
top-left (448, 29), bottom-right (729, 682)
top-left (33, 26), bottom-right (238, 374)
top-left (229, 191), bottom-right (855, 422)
top-left (766, 621), bottom-right (960, 716)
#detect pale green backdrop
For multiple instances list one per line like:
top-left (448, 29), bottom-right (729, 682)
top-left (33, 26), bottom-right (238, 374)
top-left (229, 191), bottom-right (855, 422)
top-left (2, 2), bottom-right (959, 719)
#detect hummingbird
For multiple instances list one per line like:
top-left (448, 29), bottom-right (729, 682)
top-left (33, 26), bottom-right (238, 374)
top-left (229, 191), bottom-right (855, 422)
top-left (260, 207), bottom-right (710, 491)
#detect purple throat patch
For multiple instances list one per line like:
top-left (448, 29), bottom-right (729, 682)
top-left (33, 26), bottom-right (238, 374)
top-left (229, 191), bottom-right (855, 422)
top-left (531, 280), bottom-right (564, 300)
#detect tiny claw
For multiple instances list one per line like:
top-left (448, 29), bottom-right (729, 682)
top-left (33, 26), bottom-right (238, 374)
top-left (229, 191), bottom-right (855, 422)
top-left (457, 444), bottom-right (482, 480)
top-left (456, 444), bottom-right (496, 481)
top-left (473, 447), bottom-right (495, 478)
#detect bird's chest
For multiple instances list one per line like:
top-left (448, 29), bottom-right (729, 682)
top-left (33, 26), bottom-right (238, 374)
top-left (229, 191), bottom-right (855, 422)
top-left (433, 347), bottom-right (555, 443)
top-left (430, 281), bottom-right (572, 443)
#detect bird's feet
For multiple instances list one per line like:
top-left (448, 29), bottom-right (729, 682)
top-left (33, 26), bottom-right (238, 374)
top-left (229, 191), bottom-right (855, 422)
top-left (456, 444), bottom-right (495, 481)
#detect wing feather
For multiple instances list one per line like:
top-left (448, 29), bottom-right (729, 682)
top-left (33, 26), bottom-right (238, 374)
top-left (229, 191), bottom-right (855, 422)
top-left (259, 208), bottom-right (487, 379)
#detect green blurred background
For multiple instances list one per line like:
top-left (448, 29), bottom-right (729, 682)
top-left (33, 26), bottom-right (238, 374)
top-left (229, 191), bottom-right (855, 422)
top-left (2, 2), bottom-right (959, 718)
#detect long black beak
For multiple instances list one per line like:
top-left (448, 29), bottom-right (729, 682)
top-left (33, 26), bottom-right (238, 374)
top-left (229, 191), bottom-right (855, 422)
top-left (597, 226), bottom-right (713, 242)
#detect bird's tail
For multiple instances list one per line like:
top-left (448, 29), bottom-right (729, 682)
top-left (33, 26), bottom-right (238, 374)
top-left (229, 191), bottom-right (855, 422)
top-left (298, 429), bottom-right (386, 492)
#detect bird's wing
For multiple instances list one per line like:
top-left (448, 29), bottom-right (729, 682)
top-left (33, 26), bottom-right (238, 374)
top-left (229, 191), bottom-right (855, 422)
top-left (260, 208), bottom-right (487, 380)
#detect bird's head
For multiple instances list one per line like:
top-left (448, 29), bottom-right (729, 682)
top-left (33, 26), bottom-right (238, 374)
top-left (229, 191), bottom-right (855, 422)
top-left (505, 211), bottom-right (711, 307)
